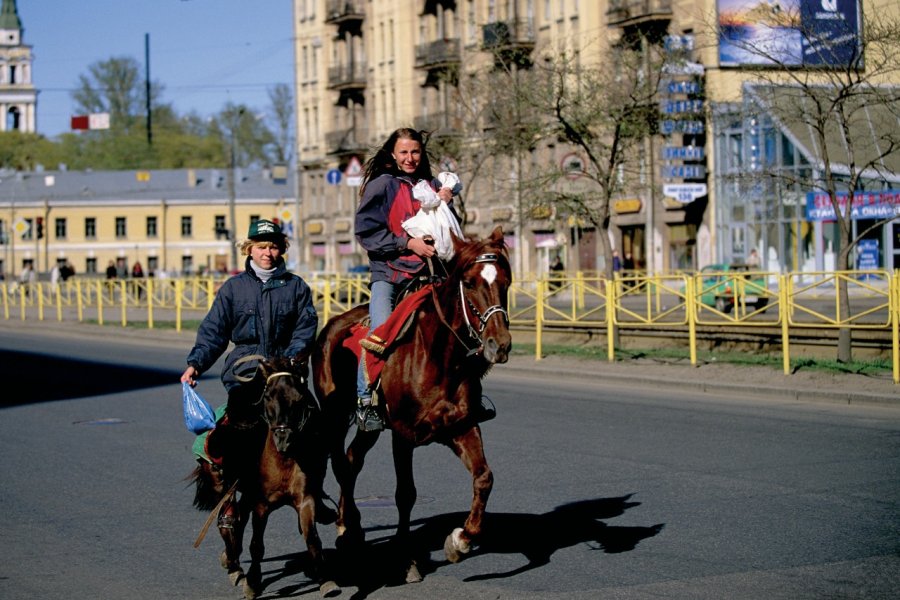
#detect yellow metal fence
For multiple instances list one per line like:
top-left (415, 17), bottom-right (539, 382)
top-left (3, 270), bottom-right (898, 383)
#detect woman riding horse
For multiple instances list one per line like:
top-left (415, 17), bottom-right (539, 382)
top-left (313, 226), bottom-right (512, 584)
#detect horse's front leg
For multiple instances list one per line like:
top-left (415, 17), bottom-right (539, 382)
top-left (391, 433), bottom-right (421, 583)
top-left (444, 426), bottom-right (493, 563)
top-left (242, 508), bottom-right (268, 600)
top-left (297, 494), bottom-right (341, 596)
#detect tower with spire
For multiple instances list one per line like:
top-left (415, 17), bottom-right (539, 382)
top-left (0, 0), bottom-right (35, 133)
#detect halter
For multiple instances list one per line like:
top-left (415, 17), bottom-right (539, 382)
top-left (263, 370), bottom-right (312, 435)
top-left (429, 252), bottom-right (509, 357)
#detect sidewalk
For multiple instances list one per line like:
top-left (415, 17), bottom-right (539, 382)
top-left (2, 317), bottom-right (897, 409)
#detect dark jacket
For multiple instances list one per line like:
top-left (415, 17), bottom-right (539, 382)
top-left (355, 173), bottom-right (458, 284)
top-left (186, 257), bottom-right (318, 391)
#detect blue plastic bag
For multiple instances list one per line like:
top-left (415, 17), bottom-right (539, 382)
top-left (182, 382), bottom-right (216, 434)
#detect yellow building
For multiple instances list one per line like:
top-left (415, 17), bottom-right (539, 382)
top-left (293, 0), bottom-right (900, 276)
top-left (0, 168), bottom-right (297, 280)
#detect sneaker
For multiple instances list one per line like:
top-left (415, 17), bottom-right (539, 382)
top-left (356, 402), bottom-right (384, 432)
top-left (475, 395), bottom-right (496, 423)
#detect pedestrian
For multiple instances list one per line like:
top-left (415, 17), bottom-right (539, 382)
top-left (549, 255), bottom-right (564, 290)
top-left (49, 263), bottom-right (61, 293)
top-left (105, 260), bottom-right (117, 279)
top-left (612, 250), bottom-right (622, 274)
top-left (180, 219), bottom-right (318, 526)
top-left (60, 261), bottom-right (75, 281)
top-left (747, 248), bottom-right (760, 269)
top-left (353, 127), bottom-right (492, 431)
top-left (18, 263), bottom-right (36, 297)
top-left (623, 252), bottom-right (635, 271)
top-left (131, 261), bottom-right (145, 300)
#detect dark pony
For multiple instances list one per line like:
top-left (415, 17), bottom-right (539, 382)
top-left (192, 356), bottom-right (339, 598)
top-left (313, 226), bottom-right (512, 583)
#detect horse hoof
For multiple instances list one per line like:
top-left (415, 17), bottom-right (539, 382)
top-left (319, 580), bottom-right (341, 597)
top-left (219, 551), bottom-right (229, 569)
top-left (444, 528), bottom-right (471, 563)
top-left (242, 579), bottom-right (258, 600)
top-left (228, 569), bottom-right (245, 586)
top-left (405, 562), bottom-right (423, 584)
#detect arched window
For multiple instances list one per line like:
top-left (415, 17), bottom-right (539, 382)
top-left (7, 106), bottom-right (20, 130)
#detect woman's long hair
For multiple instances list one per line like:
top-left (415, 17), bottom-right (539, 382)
top-left (359, 128), bottom-right (433, 197)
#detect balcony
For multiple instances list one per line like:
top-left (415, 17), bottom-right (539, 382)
top-left (325, 126), bottom-right (369, 155)
top-left (324, 0), bottom-right (365, 25)
top-left (413, 111), bottom-right (464, 135)
top-left (414, 38), bottom-right (461, 70)
top-left (607, 0), bottom-right (673, 27)
top-left (327, 61), bottom-right (367, 91)
top-left (482, 18), bottom-right (536, 67)
top-left (482, 18), bottom-right (536, 51)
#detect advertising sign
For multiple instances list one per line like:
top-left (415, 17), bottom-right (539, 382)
top-left (806, 190), bottom-right (900, 221)
top-left (718, 0), bottom-right (861, 68)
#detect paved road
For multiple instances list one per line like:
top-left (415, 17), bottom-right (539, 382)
top-left (1, 324), bottom-right (899, 599)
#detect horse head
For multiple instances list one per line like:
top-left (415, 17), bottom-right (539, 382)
top-left (257, 356), bottom-right (313, 453)
top-left (449, 226), bottom-right (513, 364)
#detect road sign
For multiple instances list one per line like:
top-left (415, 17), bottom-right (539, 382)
top-left (345, 156), bottom-right (362, 176)
top-left (663, 183), bottom-right (707, 204)
top-left (13, 218), bottom-right (29, 236)
top-left (279, 208), bottom-right (293, 222)
top-left (326, 169), bottom-right (342, 185)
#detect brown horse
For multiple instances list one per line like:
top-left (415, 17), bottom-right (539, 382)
top-left (192, 356), bottom-right (339, 598)
top-left (312, 226), bottom-right (512, 583)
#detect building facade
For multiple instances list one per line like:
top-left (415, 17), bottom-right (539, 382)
top-left (0, 0), bottom-right (35, 133)
top-left (0, 168), bottom-right (296, 280)
top-left (292, 0), bottom-right (900, 277)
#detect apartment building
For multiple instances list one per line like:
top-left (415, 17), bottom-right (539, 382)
top-left (292, 1), bottom-right (899, 276)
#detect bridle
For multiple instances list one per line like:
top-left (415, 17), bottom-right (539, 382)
top-left (232, 354), bottom-right (312, 434)
top-left (428, 252), bottom-right (510, 357)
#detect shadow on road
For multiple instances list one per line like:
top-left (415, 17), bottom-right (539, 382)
top-left (1, 349), bottom-right (177, 407)
top-left (250, 494), bottom-right (664, 597)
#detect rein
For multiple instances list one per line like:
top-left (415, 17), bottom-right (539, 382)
top-left (232, 355), bottom-right (311, 432)
top-left (426, 253), bottom-right (509, 357)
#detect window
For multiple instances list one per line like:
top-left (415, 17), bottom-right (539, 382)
top-left (147, 256), bottom-right (159, 275)
top-left (86, 257), bottom-right (97, 274)
top-left (85, 217), bottom-right (96, 239)
top-left (23, 217), bottom-right (33, 240)
top-left (181, 215), bottom-right (193, 237)
top-left (146, 216), bottom-right (158, 238)
top-left (0, 218), bottom-right (6, 244)
top-left (54, 217), bottom-right (66, 239)
top-left (215, 215), bottom-right (228, 240)
top-left (115, 217), bottom-right (127, 238)
top-left (181, 255), bottom-right (193, 275)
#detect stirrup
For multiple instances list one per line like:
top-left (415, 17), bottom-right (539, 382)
top-left (217, 503), bottom-right (237, 530)
top-left (356, 401), bottom-right (384, 432)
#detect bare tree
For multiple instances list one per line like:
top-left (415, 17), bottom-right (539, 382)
top-left (267, 83), bottom-right (293, 165)
top-left (714, 6), bottom-right (900, 362)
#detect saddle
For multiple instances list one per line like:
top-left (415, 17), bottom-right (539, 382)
top-left (342, 286), bottom-right (432, 388)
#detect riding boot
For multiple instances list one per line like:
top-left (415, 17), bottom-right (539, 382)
top-left (475, 395), bottom-right (496, 423)
top-left (356, 396), bottom-right (384, 432)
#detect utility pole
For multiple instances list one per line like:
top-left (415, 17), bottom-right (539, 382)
top-left (145, 33), bottom-right (152, 146)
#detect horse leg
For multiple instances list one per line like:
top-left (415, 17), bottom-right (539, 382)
top-left (391, 433), bottom-right (422, 583)
top-left (219, 499), bottom-right (248, 586)
top-left (296, 495), bottom-right (341, 597)
top-left (332, 429), bottom-right (380, 549)
top-left (242, 508), bottom-right (268, 600)
top-left (444, 427), bottom-right (493, 563)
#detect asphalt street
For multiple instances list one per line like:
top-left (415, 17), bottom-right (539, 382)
top-left (1, 320), bottom-right (899, 599)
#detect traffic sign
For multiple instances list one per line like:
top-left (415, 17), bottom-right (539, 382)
top-left (326, 169), bottom-right (342, 185)
top-left (345, 156), bottom-right (362, 176)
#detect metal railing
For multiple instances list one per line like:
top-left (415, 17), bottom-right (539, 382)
top-left (4, 270), bottom-right (898, 382)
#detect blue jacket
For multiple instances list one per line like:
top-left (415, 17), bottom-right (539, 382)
top-left (186, 258), bottom-right (318, 390)
top-left (355, 173), bottom-right (459, 284)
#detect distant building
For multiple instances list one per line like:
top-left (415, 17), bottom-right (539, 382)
top-left (0, 168), bottom-right (296, 279)
top-left (0, 0), bottom-right (35, 133)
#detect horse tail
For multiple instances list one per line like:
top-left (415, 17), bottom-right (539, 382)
top-left (188, 462), bottom-right (224, 511)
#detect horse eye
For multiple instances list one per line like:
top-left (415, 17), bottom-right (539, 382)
top-left (464, 278), bottom-right (476, 289)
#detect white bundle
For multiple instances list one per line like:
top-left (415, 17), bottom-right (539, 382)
top-left (403, 174), bottom-right (464, 260)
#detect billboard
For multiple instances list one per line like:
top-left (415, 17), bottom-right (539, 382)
top-left (806, 190), bottom-right (900, 221)
top-left (718, 0), bottom-right (861, 67)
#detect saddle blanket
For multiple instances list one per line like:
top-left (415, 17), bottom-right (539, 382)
top-left (342, 286), bottom-right (431, 387)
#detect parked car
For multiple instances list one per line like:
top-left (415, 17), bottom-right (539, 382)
top-left (697, 263), bottom-right (768, 313)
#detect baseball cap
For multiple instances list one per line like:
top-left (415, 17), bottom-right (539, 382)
top-left (247, 219), bottom-right (283, 241)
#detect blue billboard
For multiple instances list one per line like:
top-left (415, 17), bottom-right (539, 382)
top-left (718, 0), bottom-right (861, 67)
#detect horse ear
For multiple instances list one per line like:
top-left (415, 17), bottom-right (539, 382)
top-left (452, 228), bottom-right (466, 254)
top-left (489, 226), bottom-right (505, 246)
top-left (257, 358), bottom-right (273, 379)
